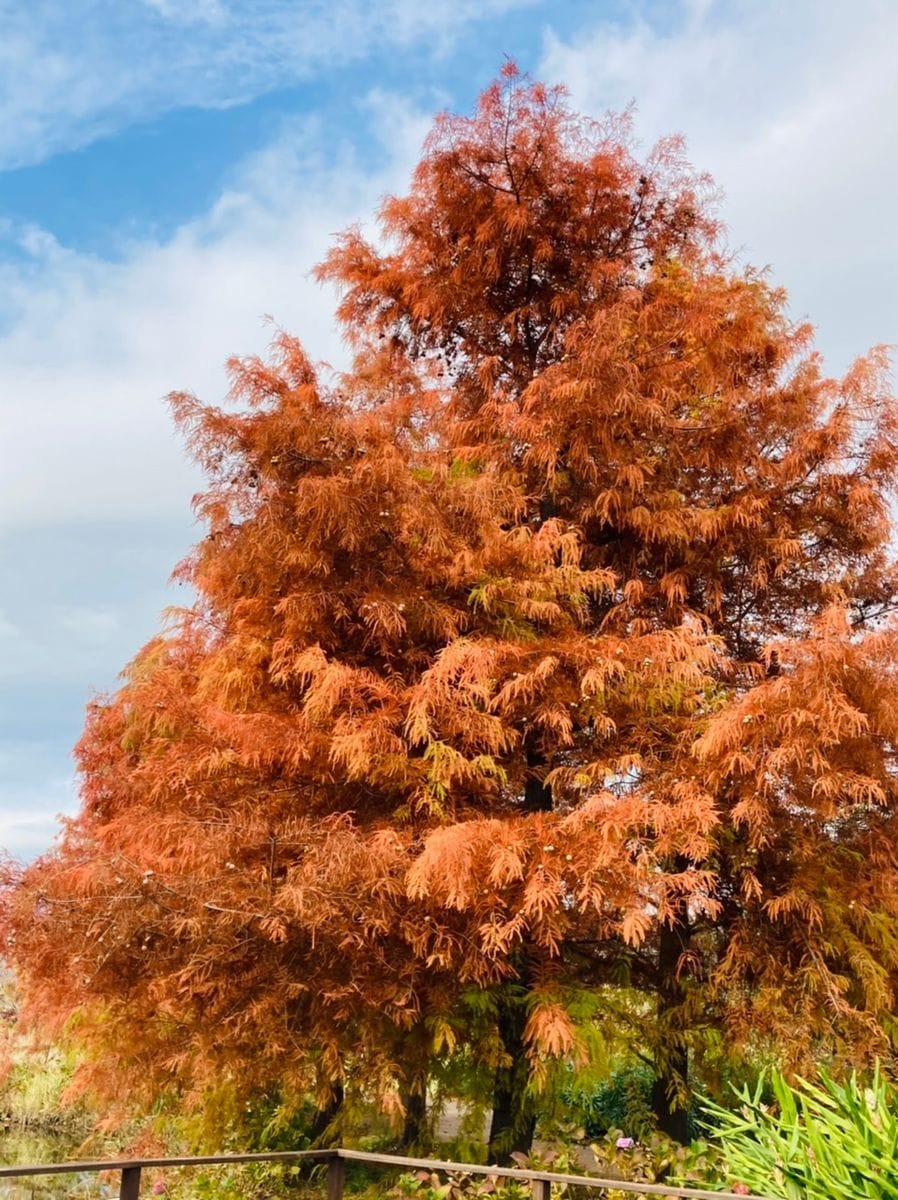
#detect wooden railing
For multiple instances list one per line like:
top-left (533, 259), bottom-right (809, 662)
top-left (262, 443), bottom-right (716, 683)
top-left (0, 1148), bottom-right (768, 1200)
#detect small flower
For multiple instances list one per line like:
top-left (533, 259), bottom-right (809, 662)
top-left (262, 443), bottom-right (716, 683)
top-left (152, 1181), bottom-right (167, 1195)
top-left (732, 1185), bottom-right (750, 1196)
top-left (615, 1137), bottom-right (635, 1150)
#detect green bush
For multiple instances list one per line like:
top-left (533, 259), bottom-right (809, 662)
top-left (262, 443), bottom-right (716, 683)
top-left (393, 1170), bottom-right (530, 1200)
top-left (701, 1064), bottom-right (898, 1199)
top-left (565, 1065), bottom-right (657, 1139)
top-left (566, 1065), bottom-right (709, 1142)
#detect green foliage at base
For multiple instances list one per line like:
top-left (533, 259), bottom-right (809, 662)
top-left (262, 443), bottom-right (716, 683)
top-left (394, 1170), bottom-right (530, 1200)
top-left (701, 1064), bottom-right (898, 1200)
top-left (564, 1064), bottom-right (658, 1140)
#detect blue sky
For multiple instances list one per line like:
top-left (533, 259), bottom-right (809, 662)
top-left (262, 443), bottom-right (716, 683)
top-left (1, 0), bottom-right (897, 858)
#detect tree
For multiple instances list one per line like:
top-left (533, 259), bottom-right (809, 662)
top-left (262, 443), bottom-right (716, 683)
top-left (3, 65), bottom-right (898, 1157)
top-left (321, 63), bottom-right (898, 1141)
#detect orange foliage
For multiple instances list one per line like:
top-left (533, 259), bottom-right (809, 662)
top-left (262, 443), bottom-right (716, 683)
top-left (3, 67), bottom-right (898, 1146)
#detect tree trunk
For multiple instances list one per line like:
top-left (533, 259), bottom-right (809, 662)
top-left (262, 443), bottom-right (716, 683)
top-left (397, 1018), bottom-right (430, 1152)
top-left (487, 985), bottom-right (536, 1164)
top-left (400, 1085), bottom-right (427, 1151)
top-left (651, 1040), bottom-right (690, 1144)
top-left (522, 745), bottom-right (552, 813)
top-left (651, 907), bottom-right (691, 1144)
top-left (309, 1083), bottom-right (344, 1147)
top-left (490, 742), bottom-right (549, 1160)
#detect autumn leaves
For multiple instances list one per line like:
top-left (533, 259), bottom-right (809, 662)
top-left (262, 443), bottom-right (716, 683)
top-left (4, 65), bottom-right (898, 1154)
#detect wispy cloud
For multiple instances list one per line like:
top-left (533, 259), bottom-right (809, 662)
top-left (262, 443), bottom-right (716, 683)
top-left (540, 0), bottom-right (898, 373)
top-left (140, 0), bottom-right (228, 23)
top-left (0, 783), bottom-right (77, 859)
top-left (0, 0), bottom-right (532, 169)
top-left (0, 94), bottom-right (429, 857)
top-left (0, 102), bottom-right (431, 533)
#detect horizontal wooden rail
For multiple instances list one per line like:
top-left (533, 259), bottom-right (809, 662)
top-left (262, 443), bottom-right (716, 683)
top-left (0, 1147), bottom-right (770, 1200)
top-left (0, 1150), bottom-right (332, 1178)
top-left (337, 1150), bottom-right (766, 1200)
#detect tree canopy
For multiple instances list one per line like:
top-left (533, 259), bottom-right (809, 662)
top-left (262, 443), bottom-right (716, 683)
top-left (3, 64), bottom-right (898, 1156)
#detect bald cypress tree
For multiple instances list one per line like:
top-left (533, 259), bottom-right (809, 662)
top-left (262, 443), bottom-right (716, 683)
top-left (4, 66), bottom-right (898, 1154)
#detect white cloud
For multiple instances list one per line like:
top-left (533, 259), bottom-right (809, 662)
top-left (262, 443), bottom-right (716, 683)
top-left (0, 105), bottom-right (430, 532)
top-left (141, 0), bottom-right (227, 23)
top-left (55, 605), bottom-right (119, 641)
top-left (0, 788), bottom-right (77, 859)
top-left (0, 93), bottom-right (432, 857)
top-left (540, 0), bottom-right (898, 373)
top-left (0, 0), bottom-right (532, 169)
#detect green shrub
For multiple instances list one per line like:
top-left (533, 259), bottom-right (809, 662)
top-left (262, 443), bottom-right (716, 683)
top-left (565, 1065), bottom-right (656, 1139)
top-left (701, 1064), bottom-right (898, 1199)
top-left (393, 1170), bottom-right (530, 1200)
top-left (565, 1065), bottom-right (710, 1142)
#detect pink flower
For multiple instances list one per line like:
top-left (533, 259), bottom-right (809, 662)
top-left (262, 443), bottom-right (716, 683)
top-left (732, 1184), bottom-right (750, 1195)
top-left (615, 1137), bottom-right (635, 1150)
top-left (151, 1181), bottom-right (166, 1195)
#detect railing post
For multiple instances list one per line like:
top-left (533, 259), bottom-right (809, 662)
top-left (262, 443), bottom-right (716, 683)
top-left (327, 1154), bottom-right (345, 1200)
top-left (531, 1177), bottom-right (551, 1200)
top-left (120, 1166), bottom-right (142, 1200)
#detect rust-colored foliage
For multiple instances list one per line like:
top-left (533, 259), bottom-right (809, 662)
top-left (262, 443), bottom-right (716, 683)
top-left (3, 65), bottom-right (898, 1151)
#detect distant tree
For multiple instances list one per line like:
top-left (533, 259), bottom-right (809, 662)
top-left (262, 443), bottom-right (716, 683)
top-left (3, 65), bottom-right (898, 1158)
